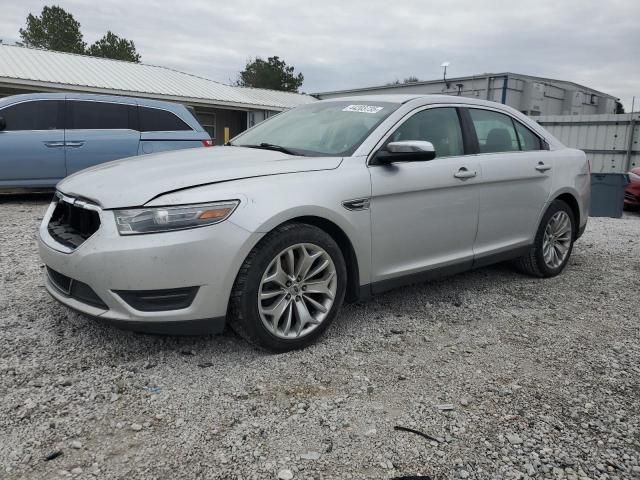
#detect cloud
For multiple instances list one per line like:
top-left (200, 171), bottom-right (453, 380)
top-left (1, 0), bottom-right (638, 108)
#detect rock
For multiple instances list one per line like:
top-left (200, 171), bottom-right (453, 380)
top-left (71, 467), bottom-right (83, 474)
top-left (459, 470), bottom-right (469, 479)
top-left (437, 404), bottom-right (455, 411)
top-left (506, 434), bottom-right (523, 445)
top-left (44, 450), bottom-right (63, 461)
top-left (278, 469), bottom-right (294, 480)
top-left (300, 451), bottom-right (321, 460)
top-left (131, 423), bottom-right (143, 431)
top-left (70, 440), bottom-right (82, 449)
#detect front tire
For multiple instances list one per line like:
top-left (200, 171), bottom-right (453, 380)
top-left (515, 199), bottom-right (575, 278)
top-left (229, 223), bottom-right (347, 352)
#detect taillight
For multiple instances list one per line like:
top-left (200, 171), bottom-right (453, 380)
top-left (202, 140), bottom-right (213, 147)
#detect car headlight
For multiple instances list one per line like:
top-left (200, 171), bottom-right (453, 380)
top-left (114, 201), bottom-right (239, 235)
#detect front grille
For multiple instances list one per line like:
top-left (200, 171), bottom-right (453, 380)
top-left (47, 267), bottom-right (108, 310)
top-left (48, 196), bottom-right (100, 249)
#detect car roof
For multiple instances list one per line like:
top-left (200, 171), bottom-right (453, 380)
top-left (0, 92), bottom-right (187, 110)
top-left (318, 93), bottom-right (512, 109)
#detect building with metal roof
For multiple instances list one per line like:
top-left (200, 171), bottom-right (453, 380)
top-left (0, 44), bottom-right (315, 144)
top-left (314, 72), bottom-right (618, 117)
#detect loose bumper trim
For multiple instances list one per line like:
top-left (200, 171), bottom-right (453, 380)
top-left (47, 267), bottom-right (108, 309)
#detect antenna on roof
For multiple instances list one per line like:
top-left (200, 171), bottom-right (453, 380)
top-left (441, 62), bottom-right (451, 90)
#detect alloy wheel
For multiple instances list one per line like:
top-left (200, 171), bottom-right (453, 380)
top-left (258, 243), bottom-right (338, 339)
top-left (542, 211), bottom-right (572, 269)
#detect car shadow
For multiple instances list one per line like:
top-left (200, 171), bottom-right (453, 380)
top-left (49, 259), bottom-right (530, 362)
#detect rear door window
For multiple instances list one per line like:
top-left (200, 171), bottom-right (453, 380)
top-left (514, 121), bottom-right (542, 151)
top-left (469, 109), bottom-right (520, 153)
top-left (68, 101), bottom-right (132, 130)
top-left (139, 107), bottom-right (191, 132)
top-left (1, 100), bottom-right (63, 131)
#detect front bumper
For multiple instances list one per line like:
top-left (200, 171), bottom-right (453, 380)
top-left (38, 201), bottom-right (263, 333)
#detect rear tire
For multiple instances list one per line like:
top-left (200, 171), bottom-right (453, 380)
top-left (515, 199), bottom-right (575, 278)
top-left (229, 223), bottom-right (347, 352)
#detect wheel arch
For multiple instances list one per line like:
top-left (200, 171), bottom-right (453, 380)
top-left (551, 191), bottom-right (581, 239)
top-left (277, 215), bottom-right (362, 303)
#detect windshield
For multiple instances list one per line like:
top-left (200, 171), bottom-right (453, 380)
top-left (231, 101), bottom-right (400, 156)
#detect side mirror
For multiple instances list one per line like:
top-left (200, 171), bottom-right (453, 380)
top-left (372, 140), bottom-right (436, 165)
top-left (0, 117), bottom-right (6, 131)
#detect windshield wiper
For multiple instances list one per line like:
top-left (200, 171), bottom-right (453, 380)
top-left (242, 143), bottom-right (302, 156)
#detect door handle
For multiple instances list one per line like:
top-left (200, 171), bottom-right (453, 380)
top-left (453, 167), bottom-right (477, 179)
top-left (44, 141), bottom-right (65, 148)
top-left (65, 141), bottom-right (85, 148)
top-left (535, 162), bottom-right (552, 172)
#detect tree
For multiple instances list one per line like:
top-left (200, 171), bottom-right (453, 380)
top-left (87, 31), bottom-right (141, 63)
top-left (615, 100), bottom-right (625, 114)
top-left (19, 6), bottom-right (142, 62)
top-left (386, 76), bottom-right (420, 86)
top-left (19, 5), bottom-right (86, 54)
top-left (237, 56), bottom-right (304, 92)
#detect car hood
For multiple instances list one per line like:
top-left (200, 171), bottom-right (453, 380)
top-left (58, 146), bottom-right (343, 208)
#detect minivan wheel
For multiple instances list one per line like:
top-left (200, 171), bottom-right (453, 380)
top-left (514, 199), bottom-right (575, 278)
top-left (229, 223), bottom-right (347, 352)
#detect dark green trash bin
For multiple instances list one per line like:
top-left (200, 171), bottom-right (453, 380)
top-left (590, 173), bottom-right (630, 218)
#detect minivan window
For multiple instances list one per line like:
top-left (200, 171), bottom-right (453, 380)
top-left (389, 107), bottom-right (464, 157)
top-left (139, 107), bottom-right (191, 132)
top-left (1, 100), bottom-right (63, 131)
top-left (514, 121), bottom-right (542, 151)
top-left (68, 101), bottom-right (131, 130)
top-left (469, 109), bottom-right (520, 153)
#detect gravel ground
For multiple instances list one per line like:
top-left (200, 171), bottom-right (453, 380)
top-left (1, 195), bottom-right (639, 480)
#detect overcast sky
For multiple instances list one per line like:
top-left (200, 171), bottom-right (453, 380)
top-left (1, 0), bottom-right (638, 109)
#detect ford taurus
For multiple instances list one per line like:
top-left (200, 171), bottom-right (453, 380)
top-left (38, 95), bottom-right (590, 351)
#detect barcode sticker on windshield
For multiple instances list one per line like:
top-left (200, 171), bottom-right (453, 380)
top-left (342, 105), bottom-right (384, 114)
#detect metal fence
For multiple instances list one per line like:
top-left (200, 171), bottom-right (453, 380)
top-left (536, 113), bottom-right (640, 173)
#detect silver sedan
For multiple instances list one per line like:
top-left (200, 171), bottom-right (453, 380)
top-left (38, 95), bottom-right (590, 351)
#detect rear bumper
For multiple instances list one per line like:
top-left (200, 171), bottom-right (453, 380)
top-left (624, 190), bottom-right (640, 208)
